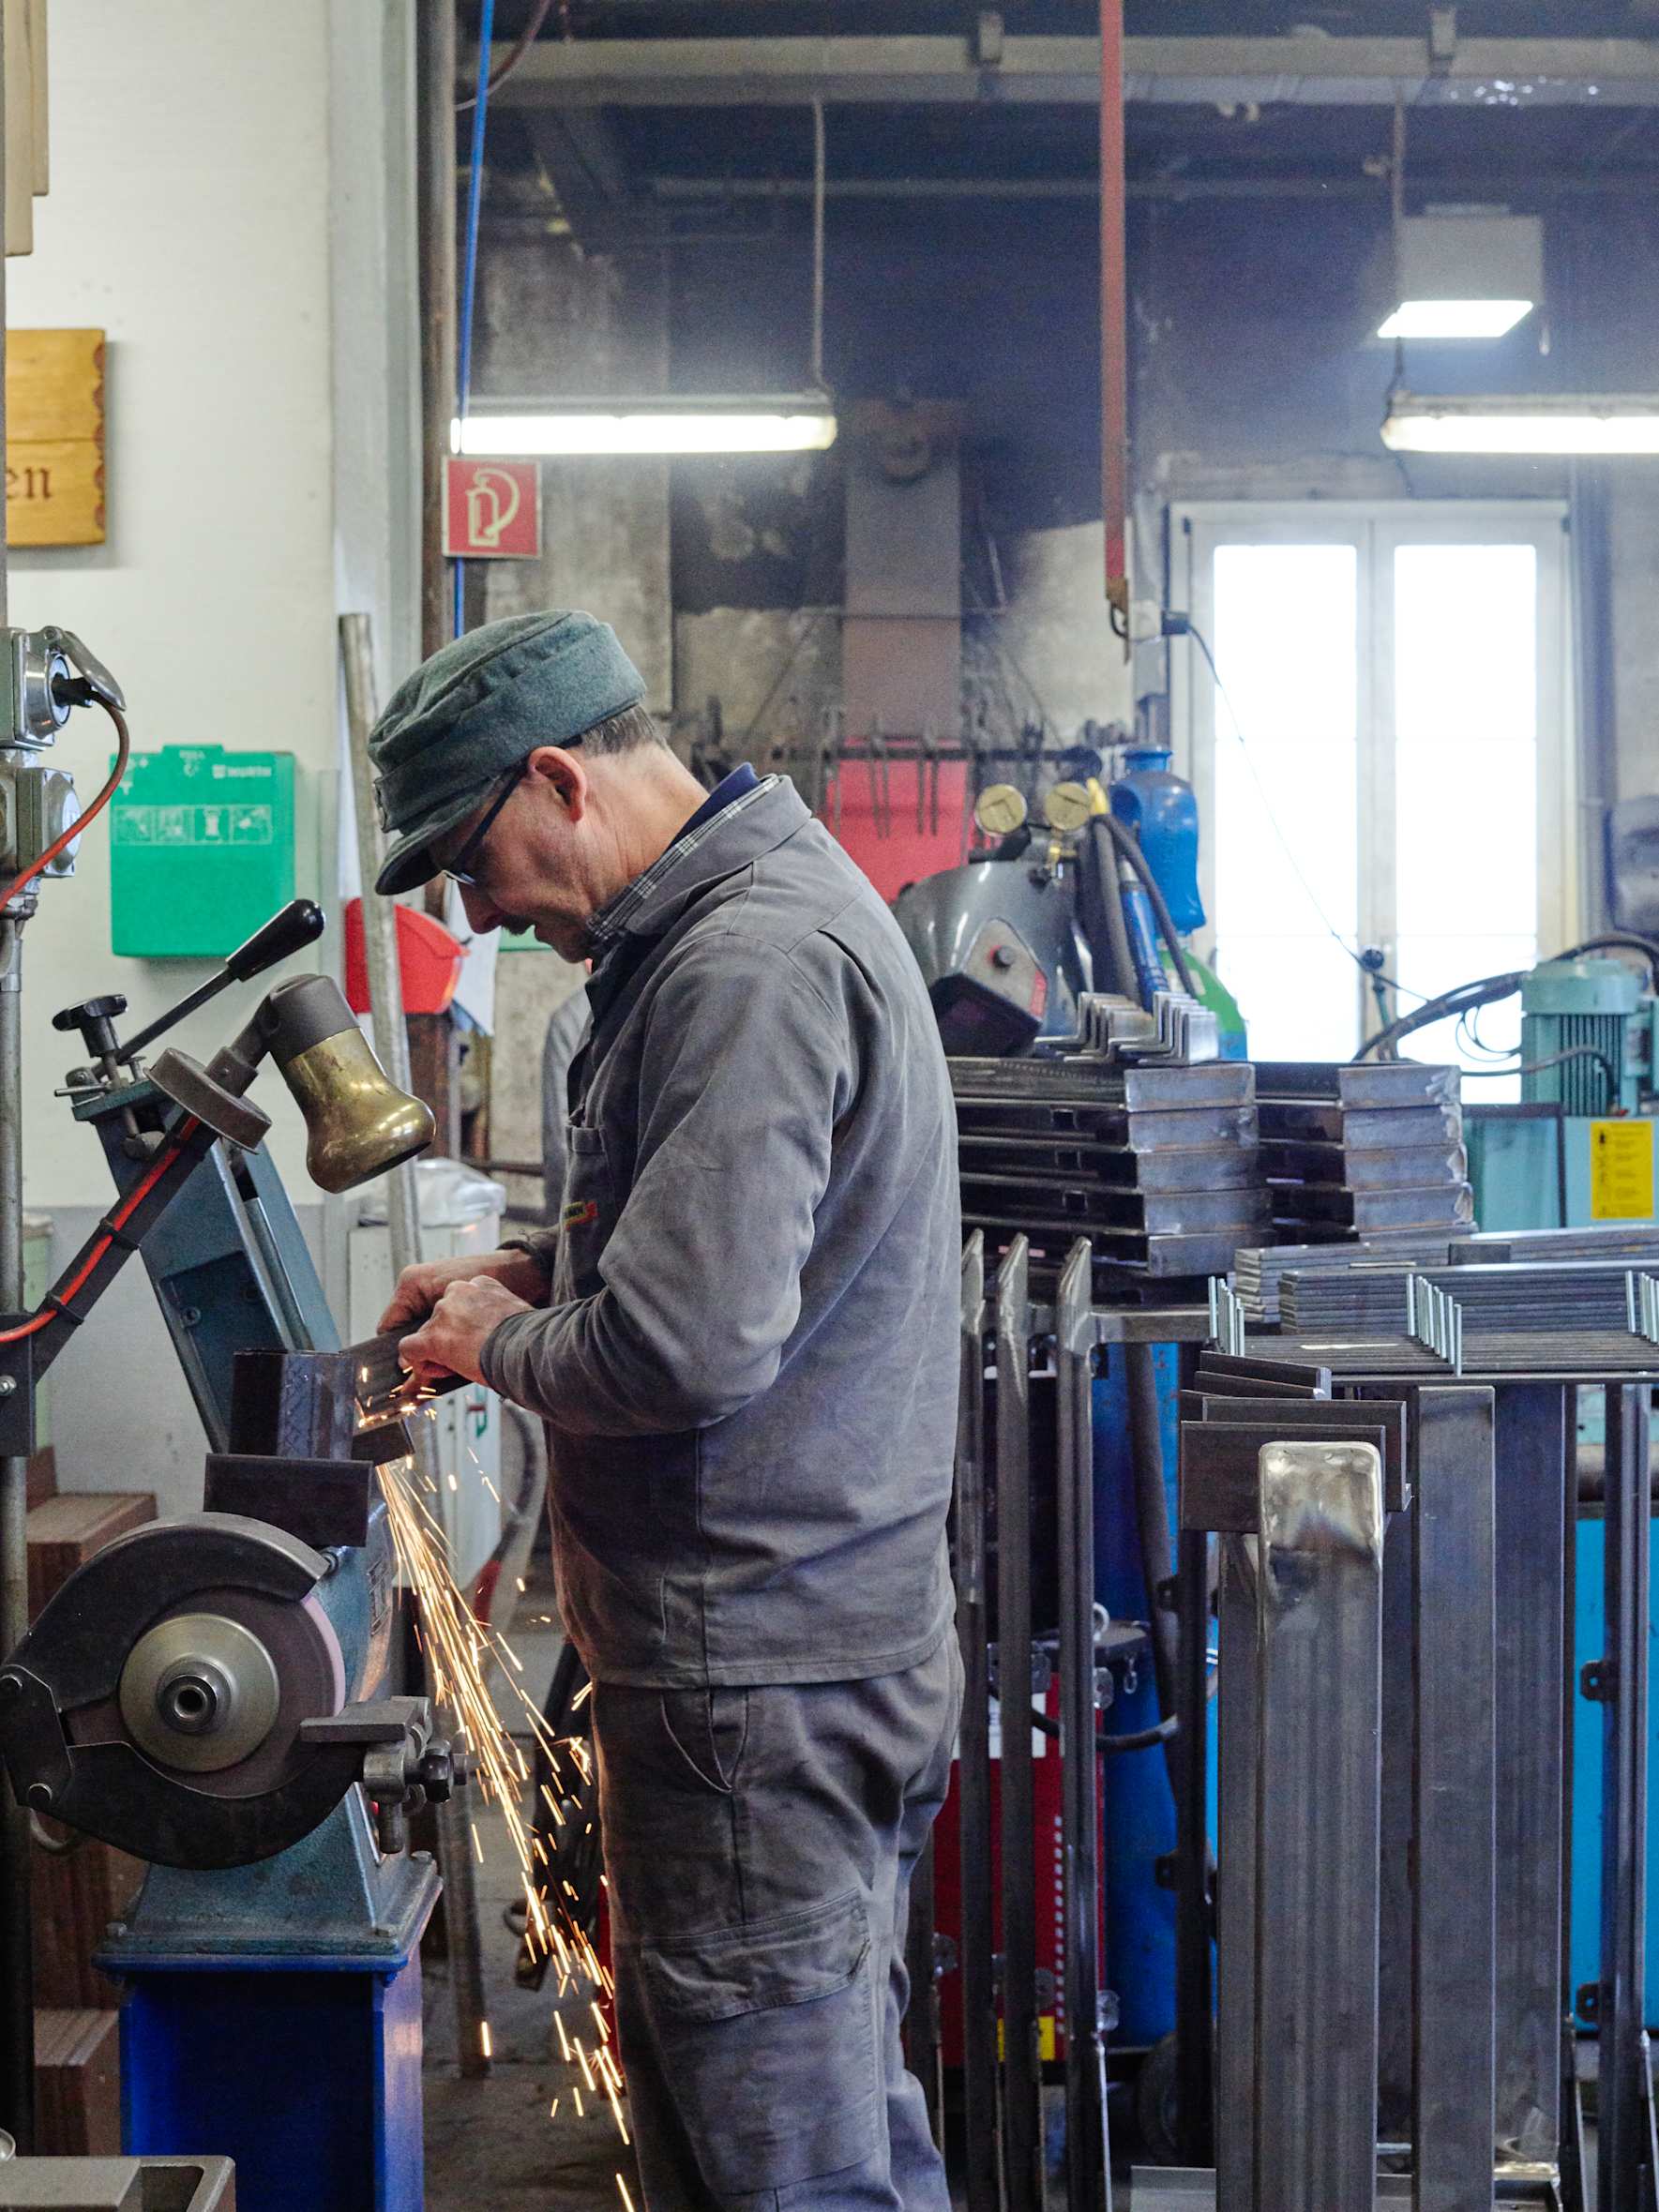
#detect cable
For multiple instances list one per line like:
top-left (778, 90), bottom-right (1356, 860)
top-left (1107, 812), bottom-right (1200, 999)
top-left (1353, 933), bottom-right (1648, 1063)
top-left (0, 1116), bottom-right (203, 1347)
top-left (455, 0), bottom-right (555, 112)
top-left (452, 0), bottom-right (497, 640)
top-left (0, 696), bottom-right (130, 914)
top-left (1184, 621), bottom-right (1429, 1010)
top-left (1461, 1046), bottom-right (1619, 1107)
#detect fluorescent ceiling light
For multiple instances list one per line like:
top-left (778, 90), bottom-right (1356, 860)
top-left (1377, 298), bottom-right (1533, 341)
top-left (454, 398), bottom-right (837, 458)
top-left (1381, 392), bottom-right (1659, 455)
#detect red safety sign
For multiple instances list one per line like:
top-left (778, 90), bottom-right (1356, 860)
top-left (443, 456), bottom-right (542, 559)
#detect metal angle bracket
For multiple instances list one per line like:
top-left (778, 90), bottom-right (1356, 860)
top-left (1407, 1273), bottom-right (1464, 1374)
top-left (1206, 1275), bottom-right (1246, 1358)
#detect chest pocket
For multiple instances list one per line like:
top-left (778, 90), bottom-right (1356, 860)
top-left (554, 1123), bottom-right (612, 1301)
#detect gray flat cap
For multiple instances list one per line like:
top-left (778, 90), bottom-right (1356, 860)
top-left (370, 610), bottom-right (646, 895)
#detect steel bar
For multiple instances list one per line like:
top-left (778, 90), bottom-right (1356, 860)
top-left (490, 34), bottom-right (1659, 111)
top-left (1214, 1536), bottom-right (1257, 2212)
top-left (1175, 1521), bottom-right (1214, 2168)
top-left (417, 0), bottom-right (457, 660)
top-left (1252, 1440), bottom-right (1384, 2212)
top-left (1595, 1384), bottom-right (1652, 2212)
top-left (1410, 1387), bottom-right (1498, 2212)
top-left (339, 611), bottom-right (490, 2082)
top-left (955, 1234), bottom-right (999, 2212)
top-left (1491, 1384), bottom-right (1571, 2171)
top-left (1057, 1238), bottom-right (1112, 2212)
top-left (0, 23), bottom-right (31, 2136)
top-left (995, 1237), bottom-right (1043, 2212)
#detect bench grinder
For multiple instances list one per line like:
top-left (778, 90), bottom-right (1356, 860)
top-left (0, 895), bottom-right (471, 2212)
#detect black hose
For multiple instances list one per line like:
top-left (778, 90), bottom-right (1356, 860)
top-left (1080, 817), bottom-right (1137, 1000)
top-left (1125, 1340), bottom-right (1184, 1803)
top-left (1105, 814), bottom-right (1200, 998)
top-left (1030, 1667), bottom-right (1217, 1757)
top-left (1355, 933), bottom-right (1659, 1063)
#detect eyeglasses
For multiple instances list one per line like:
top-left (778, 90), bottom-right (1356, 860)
top-left (439, 768), bottom-right (522, 887)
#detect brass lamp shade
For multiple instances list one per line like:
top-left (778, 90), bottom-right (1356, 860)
top-left (259, 976), bottom-right (435, 1194)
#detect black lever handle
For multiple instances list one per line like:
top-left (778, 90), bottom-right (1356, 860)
top-left (118, 900), bottom-right (331, 1065)
top-left (225, 899), bottom-right (325, 983)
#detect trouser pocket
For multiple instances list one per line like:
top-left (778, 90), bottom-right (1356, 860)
top-left (631, 1888), bottom-right (881, 2196)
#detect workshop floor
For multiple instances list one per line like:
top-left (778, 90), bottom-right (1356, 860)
top-left (424, 1597), bottom-right (632, 2212)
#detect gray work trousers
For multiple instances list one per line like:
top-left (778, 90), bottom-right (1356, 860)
top-left (591, 1632), bottom-right (963, 2211)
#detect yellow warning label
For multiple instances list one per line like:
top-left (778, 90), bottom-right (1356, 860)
top-left (1591, 1119), bottom-right (1654, 1222)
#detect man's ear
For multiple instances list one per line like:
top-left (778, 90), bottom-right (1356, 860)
top-left (525, 745), bottom-right (588, 821)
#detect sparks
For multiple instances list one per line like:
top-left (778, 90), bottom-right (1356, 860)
top-left (480, 2022), bottom-right (493, 2060)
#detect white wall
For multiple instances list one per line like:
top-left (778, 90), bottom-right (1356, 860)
top-left (5, 0), bottom-right (418, 1506)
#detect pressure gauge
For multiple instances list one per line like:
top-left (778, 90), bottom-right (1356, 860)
top-left (973, 784), bottom-right (1028, 839)
top-left (1042, 781), bottom-right (1093, 834)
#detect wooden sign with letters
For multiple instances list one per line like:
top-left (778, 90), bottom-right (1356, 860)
top-left (7, 328), bottom-right (105, 547)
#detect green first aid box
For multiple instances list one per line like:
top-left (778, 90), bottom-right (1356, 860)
top-left (111, 745), bottom-right (296, 958)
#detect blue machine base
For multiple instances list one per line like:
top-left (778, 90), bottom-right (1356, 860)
top-left (1092, 1351), bottom-right (1219, 2048)
top-left (1572, 1512), bottom-right (1659, 2027)
top-left (119, 1949), bottom-right (427, 2212)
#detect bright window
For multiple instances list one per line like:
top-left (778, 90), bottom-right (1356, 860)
top-left (1175, 504), bottom-right (1574, 1081)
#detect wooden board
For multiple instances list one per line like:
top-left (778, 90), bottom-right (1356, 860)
top-left (7, 329), bottom-right (106, 545)
top-left (27, 1491), bottom-right (154, 1619)
top-left (33, 1832), bottom-right (143, 2011)
top-left (35, 2007), bottom-right (121, 2157)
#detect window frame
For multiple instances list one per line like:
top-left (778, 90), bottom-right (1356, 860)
top-left (1170, 498), bottom-right (1576, 1054)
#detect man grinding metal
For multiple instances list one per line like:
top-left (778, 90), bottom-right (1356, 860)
top-left (372, 611), bottom-right (962, 2212)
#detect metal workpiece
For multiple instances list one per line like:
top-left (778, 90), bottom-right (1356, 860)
top-left (1249, 1440), bottom-right (1385, 2212)
top-left (954, 1234), bottom-right (1000, 2212)
top-left (1594, 1384), bottom-right (1653, 2212)
top-left (1491, 1385), bottom-right (1571, 2170)
top-left (1408, 1388), bottom-right (1498, 2212)
top-left (1056, 1237), bottom-right (1113, 2212)
top-left (994, 1236), bottom-right (1045, 2212)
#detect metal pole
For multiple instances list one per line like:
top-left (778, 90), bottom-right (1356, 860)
top-left (1057, 1239), bottom-right (1112, 2212)
top-left (1174, 1519), bottom-right (1214, 2168)
top-left (339, 612), bottom-right (491, 2083)
top-left (0, 11), bottom-right (33, 2143)
top-left (1410, 1386), bottom-right (1497, 2212)
top-left (417, 0), bottom-right (458, 662)
top-left (1252, 1439), bottom-right (1384, 2212)
top-left (1596, 1383), bottom-right (1651, 2210)
top-left (1214, 1534), bottom-right (1257, 2212)
top-left (996, 1237), bottom-right (1043, 2212)
top-left (1491, 1383), bottom-right (1571, 2174)
top-left (954, 1234), bottom-right (999, 2212)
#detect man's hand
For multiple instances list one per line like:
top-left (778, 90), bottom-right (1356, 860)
top-left (378, 1246), bottom-right (548, 1335)
top-left (398, 1274), bottom-right (536, 1390)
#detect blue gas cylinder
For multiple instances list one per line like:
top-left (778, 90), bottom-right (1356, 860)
top-left (1109, 748), bottom-right (1205, 938)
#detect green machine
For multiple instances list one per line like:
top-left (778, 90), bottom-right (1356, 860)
top-left (1465, 951), bottom-right (1659, 1233)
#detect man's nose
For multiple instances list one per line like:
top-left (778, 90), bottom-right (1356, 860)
top-left (459, 882), bottom-right (504, 933)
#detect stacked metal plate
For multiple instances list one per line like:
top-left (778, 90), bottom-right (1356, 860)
top-left (1280, 1256), bottom-right (1648, 1335)
top-left (1453, 1223), bottom-right (1659, 1267)
top-left (949, 1054), bottom-right (1267, 1283)
top-left (1232, 1234), bottom-right (1456, 1323)
top-left (1253, 1060), bottom-right (1472, 1243)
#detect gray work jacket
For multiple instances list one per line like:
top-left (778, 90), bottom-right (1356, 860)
top-left (479, 775), bottom-right (961, 1688)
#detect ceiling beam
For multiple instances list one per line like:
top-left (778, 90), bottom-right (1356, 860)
top-left (489, 33), bottom-right (1659, 109)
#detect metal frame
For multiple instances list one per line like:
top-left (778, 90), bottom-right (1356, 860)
top-left (1251, 1439), bottom-right (1386, 2212)
top-left (955, 1233), bottom-right (1000, 2212)
top-left (1594, 1383), bottom-right (1655, 2212)
top-left (995, 1236), bottom-right (1044, 2212)
top-left (1057, 1239), bottom-right (1113, 2212)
